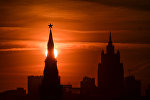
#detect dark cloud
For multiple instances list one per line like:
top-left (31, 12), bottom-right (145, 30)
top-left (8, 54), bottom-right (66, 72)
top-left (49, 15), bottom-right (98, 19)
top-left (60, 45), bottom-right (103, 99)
top-left (0, 0), bottom-right (54, 5)
top-left (0, 43), bottom-right (26, 49)
top-left (82, 0), bottom-right (150, 11)
top-left (0, 0), bottom-right (150, 44)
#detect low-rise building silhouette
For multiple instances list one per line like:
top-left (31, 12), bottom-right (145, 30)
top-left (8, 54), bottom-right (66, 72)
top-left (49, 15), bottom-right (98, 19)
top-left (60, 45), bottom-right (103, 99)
top-left (124, 75), bottom-right (141, 96)
top-left (146, 84), bottom-right (150, 97)
top-left (0, 88), bottom-right (26, 100)
top-left (62, 85), bottom-right (72, 95)
top-left (28, 76), bottom-right (43, 97)
top-left (80, 76), bottom-right (96, 95)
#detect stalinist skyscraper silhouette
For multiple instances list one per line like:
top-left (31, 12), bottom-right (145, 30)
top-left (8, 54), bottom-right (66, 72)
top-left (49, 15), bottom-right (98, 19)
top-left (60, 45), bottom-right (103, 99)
top-left (40, 24), bottom-right (62, 100)
top-left (98, 32), bottom-right (124, 97)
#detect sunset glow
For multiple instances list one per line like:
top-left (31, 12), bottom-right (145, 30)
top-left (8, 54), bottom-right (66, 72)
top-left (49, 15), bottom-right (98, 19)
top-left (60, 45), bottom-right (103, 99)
top-left (45, 49), bottom-right (58, 58)
top-left (45, 49), bottom-right (48, 57)
top-left (1, 0), bottom-right (150, 96)
top-left (54, 49), bottom-right (58, 58)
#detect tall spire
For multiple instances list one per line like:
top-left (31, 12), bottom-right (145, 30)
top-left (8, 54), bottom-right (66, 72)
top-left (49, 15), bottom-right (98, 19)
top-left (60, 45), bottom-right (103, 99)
top-left (41, 24), bottom-right (62, 100)
top-left (108, 32), bottom-right (112, 45)
top-left (107, 32), bottom-right (114, 54)
top-left (47, 24), bottom-right (54, 58)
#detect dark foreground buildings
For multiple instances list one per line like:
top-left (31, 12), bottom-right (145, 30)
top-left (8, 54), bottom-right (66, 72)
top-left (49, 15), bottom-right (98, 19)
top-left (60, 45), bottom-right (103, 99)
top-left (0, 25), bottom-right (148, 100)
top-left (0, 88), bottom-right (26, 100)
top-left (98, 33), bottom-right (124, 97)
top-left (80, 76), bottom-right (96, 95)
top-left (124, 76), bottom-right (141, 96)
top-left (40, 24), bottom-right (62, 100)
top-left (28, 76), bottom-right (43, 97)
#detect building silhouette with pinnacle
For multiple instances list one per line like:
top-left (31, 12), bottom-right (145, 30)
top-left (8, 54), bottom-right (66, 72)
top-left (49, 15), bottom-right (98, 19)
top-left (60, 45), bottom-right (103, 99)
top-left (40, 24), bottom-right (62, 100)
top-left (0, 28), bottom-right (144, 100)
top-left (98, 33), bottom-right (124, 97)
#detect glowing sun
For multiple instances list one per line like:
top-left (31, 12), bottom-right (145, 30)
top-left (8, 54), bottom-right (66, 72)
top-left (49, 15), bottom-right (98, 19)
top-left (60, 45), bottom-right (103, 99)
top-left (54, 49), bottom-right (58, 58)
top-left (45, 49), bottom-right (58, 58)
top-left (45, 50), bottom-right (48, 57)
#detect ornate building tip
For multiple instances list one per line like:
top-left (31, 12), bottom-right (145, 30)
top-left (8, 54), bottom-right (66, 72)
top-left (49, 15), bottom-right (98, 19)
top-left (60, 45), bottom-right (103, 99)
top-left (109, 32), bottom-right (112, 43)
top-left (48, 24), bottom-right (53, 29)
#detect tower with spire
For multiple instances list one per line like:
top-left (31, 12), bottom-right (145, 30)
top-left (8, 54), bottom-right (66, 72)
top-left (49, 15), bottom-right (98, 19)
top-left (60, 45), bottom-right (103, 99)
top-left (98, 32), bottom-right (124, 97)
top-left (40, 24), bottom-right (62, 100)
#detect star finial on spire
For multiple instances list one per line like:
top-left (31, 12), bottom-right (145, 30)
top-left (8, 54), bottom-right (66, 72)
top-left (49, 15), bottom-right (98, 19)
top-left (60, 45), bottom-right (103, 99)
top-left (48, 24), bottom-right (53, 29)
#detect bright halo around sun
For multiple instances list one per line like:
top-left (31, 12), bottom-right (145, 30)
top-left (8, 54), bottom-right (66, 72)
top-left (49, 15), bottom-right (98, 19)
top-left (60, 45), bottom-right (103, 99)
top-left (45, 49), bottom-right (48, 57)
top-left (45, 49), bottom-right (58, 58)
top-left (54, 49), bottom-right (58, 58)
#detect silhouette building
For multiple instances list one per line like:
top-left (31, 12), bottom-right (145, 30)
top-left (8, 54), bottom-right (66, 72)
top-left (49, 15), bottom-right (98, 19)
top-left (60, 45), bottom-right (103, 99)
top-left (0, 88), bottom-right (26, 100)
top-left (62, 85), bottom-right (72, 95)
top-left (98, 32), bottom-right (124, 96)
top-left (28, 76), bottom-right (43, 97)
top-left (124, 75), bottom-right (141, 97)
top-left (40, 24), bottom-right (62, 100)
top-left (146, 84), bottom-right (150, 97)
top-left (80, 76), bottom-right (96, 95)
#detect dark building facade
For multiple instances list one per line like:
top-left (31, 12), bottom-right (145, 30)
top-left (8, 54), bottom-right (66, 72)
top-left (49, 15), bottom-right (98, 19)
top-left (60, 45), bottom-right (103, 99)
top-left (98, 33), bottom-right (124, 96)
top-left (124, 76), bottom-right (141, 97)
top-left (0, 88), bottom-right (26, 100)
top-left (28, 76), bottom-right (43, 97)
top-left (146, 84), bottom-right (150, 97)
top-left (80, 76), bottom-right (96, 95)
top-left (40, 24), bottom-right (62, 100)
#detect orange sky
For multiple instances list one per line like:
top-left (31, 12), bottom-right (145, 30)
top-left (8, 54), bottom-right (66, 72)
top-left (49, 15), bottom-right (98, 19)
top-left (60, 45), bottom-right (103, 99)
top-left (0, 0), bottom-right (150, 95)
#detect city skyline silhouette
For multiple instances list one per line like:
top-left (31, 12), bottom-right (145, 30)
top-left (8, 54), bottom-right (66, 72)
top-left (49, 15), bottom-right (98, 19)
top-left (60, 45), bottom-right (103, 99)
top-left (0, 0), bottom-right (150, 100)
top-left (0, 23), bottom-right (150, 100)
